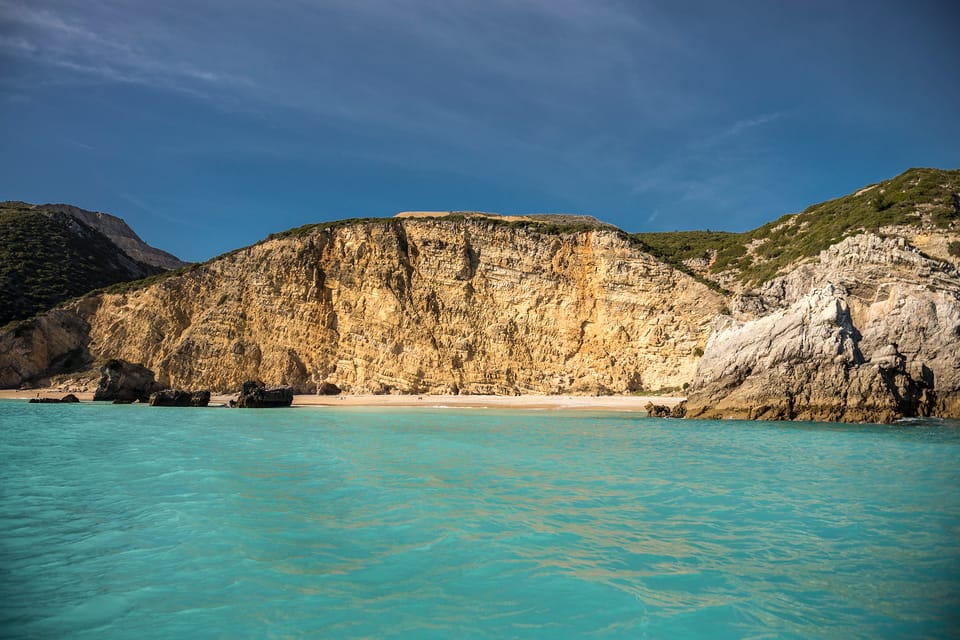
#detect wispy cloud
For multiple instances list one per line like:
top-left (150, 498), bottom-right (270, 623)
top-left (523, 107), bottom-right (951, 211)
top-left (117, 191), bottom-right (209, 229)
top-left (0, 0), bottom-right (250, 96)
top-left (63, 138), bottom-right (94, 151)
top-left (632, 110), bottom-right (787, 195)
top-left (699, 112), bottom-right (787, 149)
top-left (625, 110), bottom-right (791, 230)
top-left (0, 0), bottom-right (696, 175)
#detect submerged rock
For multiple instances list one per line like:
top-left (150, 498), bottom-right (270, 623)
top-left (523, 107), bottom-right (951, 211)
top-left (235, 380), bottom-right (293, 408)
top-left (93, 359), bottom-right (165, 403)
top-left (149, 389), bottom-right (211, 407)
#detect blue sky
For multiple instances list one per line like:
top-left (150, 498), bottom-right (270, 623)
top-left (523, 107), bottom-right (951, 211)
top-left (1, 0), bottom-right (958, 262)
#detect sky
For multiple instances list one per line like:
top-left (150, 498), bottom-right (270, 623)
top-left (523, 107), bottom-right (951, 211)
top-left (1, 0), bottom-right (958, 262)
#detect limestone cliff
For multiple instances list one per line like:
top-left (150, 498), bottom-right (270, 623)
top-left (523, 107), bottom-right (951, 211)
top-left (0, 217), bottom-right (725, 395)
top-left (686, 233), bottom-right (960, 422)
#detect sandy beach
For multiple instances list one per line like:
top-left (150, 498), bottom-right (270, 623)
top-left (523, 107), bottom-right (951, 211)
top-left (0, 388), bottom-right (684, 411)
top-left (286, 393), bottom-right (684, 411)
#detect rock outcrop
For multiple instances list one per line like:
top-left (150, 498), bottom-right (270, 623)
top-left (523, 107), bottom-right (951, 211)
top-left (0, 218), bottom-right (724, 395)
top-left (686, 234), bottom-right (960, 422)
top-left (93, 359), bottom-right (165, 403)
top-left (234, 381), bottom-right (293, 408)
top-left (149, 389), bottom-right (211, 407)
top-left (644, 401), bottom-right (687, 418)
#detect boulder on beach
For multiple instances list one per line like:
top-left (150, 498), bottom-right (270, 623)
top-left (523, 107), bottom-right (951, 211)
top-left (235, 380), bottom-right (294, 408)
top-left (28, 393), bottom-right (80, 404)
top-left (93, 359), bottom-right (165, 403)
top-left (149, 389), bottom-right (211, 407)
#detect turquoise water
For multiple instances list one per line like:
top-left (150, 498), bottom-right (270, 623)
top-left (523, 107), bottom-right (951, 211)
top-left (1, 402), bottom-right (958, 639)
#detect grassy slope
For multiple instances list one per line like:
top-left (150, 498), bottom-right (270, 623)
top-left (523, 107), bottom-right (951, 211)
top-left (634, 168), bottom-right (960, 287)
top-left (0, 203), bottom-right (165, 326)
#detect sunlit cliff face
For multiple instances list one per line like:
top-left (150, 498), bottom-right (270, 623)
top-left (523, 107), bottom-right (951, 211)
top-left (0, 219), bottom-right (723, 395)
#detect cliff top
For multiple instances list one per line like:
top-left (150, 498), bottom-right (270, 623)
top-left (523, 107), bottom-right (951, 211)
top-left (395, 210), bottom-right (617, 229)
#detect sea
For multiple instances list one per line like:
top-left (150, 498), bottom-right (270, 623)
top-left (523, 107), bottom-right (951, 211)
top-left (1, 401), bottom-right (958, 639)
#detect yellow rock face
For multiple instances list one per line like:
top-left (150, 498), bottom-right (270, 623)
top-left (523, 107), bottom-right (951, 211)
top-left (1, 219), bottom-right (726, 394)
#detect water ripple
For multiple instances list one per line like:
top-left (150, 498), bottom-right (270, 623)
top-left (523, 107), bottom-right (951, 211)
top-left (1, 403), bottom-right (959, 638)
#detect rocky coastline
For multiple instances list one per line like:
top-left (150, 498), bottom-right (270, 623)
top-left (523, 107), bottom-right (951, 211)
top-left (1, 170), bottom-right (958, 424)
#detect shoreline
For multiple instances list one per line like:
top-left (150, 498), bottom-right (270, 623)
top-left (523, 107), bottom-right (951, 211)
top-left (0, 389), bottom-right (684, 412)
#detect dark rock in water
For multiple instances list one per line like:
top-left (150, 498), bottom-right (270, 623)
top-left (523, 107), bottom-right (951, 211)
top-left (671, 401), bottom-right (687, 419)
top-left (93, 359), bottom-right (165, 403)
top-left (28, 393), bottom-right (80, 404)
top-left (235, 380), bottom-right (294, 408)
top-left (645, 401), bottom-right (685, 418)
top-left (644, 402), bottom-right (670, 417)
top-left (112, 399), bottom-right (134, 404)
top-left (317, 381), bottom-right (341, 396)
top-left (149, 389), bottom-right (211, 407)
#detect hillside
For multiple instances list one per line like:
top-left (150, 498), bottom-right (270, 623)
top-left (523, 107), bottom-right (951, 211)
top-left (0, 202), bottom-right (185, 326)
top-left (37, 204), bottom-right (187, 270)
top-left (635, 168), bottom-right (960, 290)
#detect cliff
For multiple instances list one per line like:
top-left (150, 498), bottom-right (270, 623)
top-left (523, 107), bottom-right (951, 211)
top-left (684, 167), bottom-right (960, 422)
top-left (685, 234), bottom-right (960, 421)
top-left (0, 217), bottom-right (725, 395)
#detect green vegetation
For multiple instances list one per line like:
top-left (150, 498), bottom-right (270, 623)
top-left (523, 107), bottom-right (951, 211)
top-left (635, 168), bottom-right (960, 287)
top-left (631, 230), bottom-right (741, 265)
top-left (266, 213), bottom-right (617, 241)
top-left (629, 231), bottom-right (734, 294)
top-left (949, 241), bottom-right (960, 258)
top-left (0, 203), bottom-right (165, 325)
top-left (92, 263), bottom-right (197, 296)
top-left (266, 217), bottom-right (388, 240)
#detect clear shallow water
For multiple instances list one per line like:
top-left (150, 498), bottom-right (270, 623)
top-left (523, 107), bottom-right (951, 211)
top-left (1, 402), bottom-right (958, 639)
